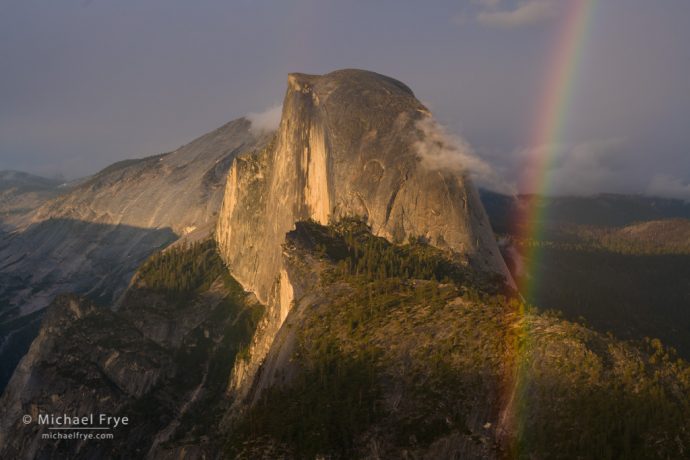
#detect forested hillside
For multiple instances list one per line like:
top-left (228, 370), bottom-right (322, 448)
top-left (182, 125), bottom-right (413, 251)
top-left (228, 220), bottom-right (690, 459)
top-left (480, 191), bottom-right (690, 359)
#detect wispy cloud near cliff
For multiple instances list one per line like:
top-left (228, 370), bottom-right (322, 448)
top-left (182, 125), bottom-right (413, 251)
top-left (247, 104), bottom-right (283, 135)
top-left (414, 118), bottom-right (514, 194)
top-left (647, 174), bottom-right (690, 201)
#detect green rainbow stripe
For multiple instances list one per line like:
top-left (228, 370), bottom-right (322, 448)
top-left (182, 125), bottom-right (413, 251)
top-left (505, 1), bottom-right (598, 455)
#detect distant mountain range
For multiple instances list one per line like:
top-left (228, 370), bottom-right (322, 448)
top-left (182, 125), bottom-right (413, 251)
top-left (478, 189), bottom-right (690, 361)
top-left (0, 171), bottom-right (62, 190)
top-left (479, 189), bottom-right (690, 234)
top-left (0, 171), bottom-right (65, 229)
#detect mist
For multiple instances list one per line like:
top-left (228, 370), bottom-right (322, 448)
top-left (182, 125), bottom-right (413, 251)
top-left (247, 105), bottom-right (283, 135)
top-left (414, 117), bottom-right (514, 195)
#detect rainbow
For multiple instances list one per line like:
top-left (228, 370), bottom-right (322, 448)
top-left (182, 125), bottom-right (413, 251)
top-left (505, 1), bottom-right (598, 455)
top-left (516, 0), bottom-right (597, 304)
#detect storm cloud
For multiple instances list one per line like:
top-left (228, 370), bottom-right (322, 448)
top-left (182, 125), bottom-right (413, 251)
top-left (1, 0), bottom-right (688, 199)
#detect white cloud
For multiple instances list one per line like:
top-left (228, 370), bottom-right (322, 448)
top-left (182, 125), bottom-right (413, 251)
top-left (414, 117), bottom-right (515, 194)
top-left (246, 104), bottom-right (282, 135)
top-left (516, 138), bottom-right (631, 196)
top-left (647, 174), bottom-right (690, 201)
top-left (477, 0), bottom-right (557, 29)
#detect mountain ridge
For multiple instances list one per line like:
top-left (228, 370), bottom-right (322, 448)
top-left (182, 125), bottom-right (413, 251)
top-left (0, 117), bottom-right (270, 391)
top-left (216, 69), bottom-right (511, 401)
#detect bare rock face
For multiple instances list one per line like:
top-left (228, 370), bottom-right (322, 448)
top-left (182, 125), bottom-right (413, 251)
top-left (0, 294), bottom-right (173, 459)
top-left (0, 118), bottom-right (270, 392)
top-left (216, 69), bottom-right (510, 397)
top-left (30, 118), bottom-right (267, 239)
top-left (0, 248), bottom-right (262, 459)
top-left (0, 118), bottom-right (269, 314)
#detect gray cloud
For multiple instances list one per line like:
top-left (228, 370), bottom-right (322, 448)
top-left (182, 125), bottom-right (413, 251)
top-left (510, 138), bottom-right (634, 196)
top-left (476, 0), bottom-right (558, 28)
top-left (647, 174), bottom-right (690, 201)
top-left (546, 138), bottom-right (631, 195)
top-left (0, 1), bottom-right (687, 197)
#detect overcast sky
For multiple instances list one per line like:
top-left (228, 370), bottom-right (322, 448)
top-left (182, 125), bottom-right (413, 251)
top-left (1, 0), bottom-right (689, 198)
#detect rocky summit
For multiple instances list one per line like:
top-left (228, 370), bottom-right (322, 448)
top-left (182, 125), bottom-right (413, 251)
top-left (217, 70), bottom-right (509, 305)
top-left (216, 70), bottom-right (511, 398)
top-left (0, 70), bottom-right (688, 460)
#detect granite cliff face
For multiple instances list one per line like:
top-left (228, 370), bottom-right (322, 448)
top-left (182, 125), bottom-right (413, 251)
top-left (215, 69), bottom-right (510, 397)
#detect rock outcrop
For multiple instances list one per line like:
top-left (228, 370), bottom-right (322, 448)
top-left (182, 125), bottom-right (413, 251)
top-left (0, 118), bottom-right (271, 391)
top-left (0, 241), bottom-right (262, 459)
top-left (2, 118), bottom-right (269, 314)
top-left (215, 69), bottom-right (510, 398)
